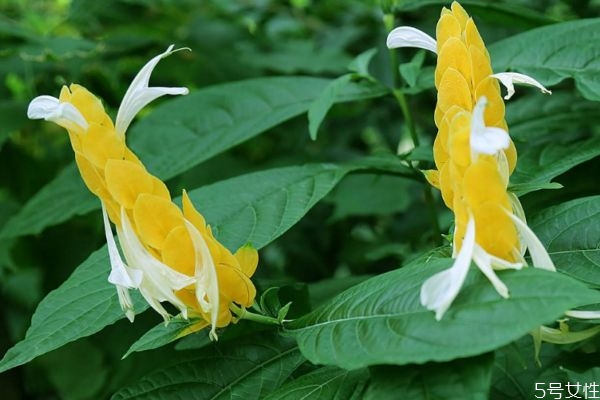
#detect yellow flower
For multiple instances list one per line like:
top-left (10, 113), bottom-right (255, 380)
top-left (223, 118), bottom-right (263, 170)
top-left (387, 2), bottom-right (554, 319)
top-left (27, 46), bottom-right (257, 339)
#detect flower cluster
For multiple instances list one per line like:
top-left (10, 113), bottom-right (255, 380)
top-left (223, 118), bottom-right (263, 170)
top-left (28, 46), bottom-right (257, 339)
top-left (387, 2), bottom-right (554, 319)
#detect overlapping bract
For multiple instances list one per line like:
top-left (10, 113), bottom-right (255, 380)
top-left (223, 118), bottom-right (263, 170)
top-left (388, 2), bottom-right (554, 319)
top-left (28, 46), bottom-right (257, 339)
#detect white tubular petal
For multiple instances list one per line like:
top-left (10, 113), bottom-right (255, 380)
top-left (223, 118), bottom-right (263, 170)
top-left (386, 26), bottom-right (437, 54)
top-left (115, 44), bottom-right (190, 136)
top-left (116, 286), bottom-right (136, 322)
top-left (28, 95), bottom-right (89, 131)
top-left (565, 310), bottom-right (600, 320)
top-left (491, 72), bottom-right (552, 100)
top-left (102, 204), bottom-right (141, 321)
top-left (508, 193), bottom-right (528, 256)
top-left (102, 204), bottom-right (142, 289)
top-left (471, 97), bottom-right (510, 155)
top-left (421, 217), bottom-right (475, 320)
top-left (117, 208), bottom-right (195, 321)
top-left (506, 211), bottom-right (556, 271)
top-left (184, 220), bottom-right (220, 340)
top-left (472, 244), bottom-right (510, 298)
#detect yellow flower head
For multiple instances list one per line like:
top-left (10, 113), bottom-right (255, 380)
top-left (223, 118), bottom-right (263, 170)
top-left (387, 2), bottom-right (554, 319)
top-left (28, 46), bottom-right (257, 339)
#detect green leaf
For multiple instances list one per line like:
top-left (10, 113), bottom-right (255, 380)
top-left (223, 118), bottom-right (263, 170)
top-left (5, 76), bottom-right (387, 239)
top-left (308, 74), bottom-right (353, 140)
top-left (491, 336), bottom-right (567, 400)
top-left (112, 335), bottom-right (305, 400)
top-left (0, 248), bottom-right (147, 374)
top-left (510, 136), bottom-right (600, 196)
top-left (530, 196), bottom-right (600, 287)
top-left (186, 163), bottom-right (353, 251)
top-left (394, 1), bottom-right (557, 28)
top-left (264, 366), bottom-right (369, 400)
top-left (326, 173), bottom-right (416, 220)
top-left (365, 354), bottom-right (493, 400)
top-left (122, 316), bottom-right (195, 359)
top-left (399, 51), bottom-right (426, 88)
top-left (131, 77), bottom-right (386, 179)
top-left (507, 93), bottom-right (600, 144)
top-left (491, 19), bottom-right (600, 101)
top-left (285, 258), bottom-right (600, 369)
top-left (0, 164), bottom-right (98, 239)
top-left (348, 48), bottom-right (378, 77)
top-left (564, 367), bottom-right (600, 396)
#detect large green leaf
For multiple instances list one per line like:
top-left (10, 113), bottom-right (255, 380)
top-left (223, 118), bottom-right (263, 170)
top-left (364, 354), bottom-right (493, 400)
top-left (187, 163), bottom-right (352, 251)
top-left (2, 76), bottom-right (387, 239)
top-left (0, 164), bottom-right (97, 239)
top-left (0, 249), bottom-right (146, 374)
top-left (530, 196), bottom-right (600, 287)
top-left (506, 93), bottom-right (600, 144)
top-left (491, 336), bottom-right (566, 400)
top-left (129, 77), bottom-right (386, 180)
top-left (285, 258), bottom-right (600, 370)
top-left (0, 163), bottom-right (360, 373)
top-left (491, 19), bottom-right (600, 101)
top-left (264, 366), bottom-right (369, 400)
top-left (111, 335), bottom-right (305, 400)
top-left (510, 136), bottom-right (600, 195)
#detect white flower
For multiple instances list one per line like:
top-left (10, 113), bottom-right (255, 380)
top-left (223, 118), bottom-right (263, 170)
top-left (27, 95), bottom-right (89, 132)
top-left (184, 220), bottom-right (220, 340)
top-left (27, 44), bottom-right (189, 137)
top-left (491, 72), bottom-right (552, 100)
top-left (386, 26), bottom-right (437, 54)
top-left (115, 44), bottom-right (190, 136)
top-left (470, 97), bottom-right (510, 156)
top-left (116, 208), bottom-right (195, 322)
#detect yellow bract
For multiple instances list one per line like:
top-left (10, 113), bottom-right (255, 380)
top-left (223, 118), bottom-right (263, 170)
top-left (431, 1), bottom-right (519, 262)
top-left (55, 82), bottom-right (258, 333)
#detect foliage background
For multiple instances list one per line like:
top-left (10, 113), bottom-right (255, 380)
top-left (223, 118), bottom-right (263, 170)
top-left (1, 0), bottom-right (600, 399)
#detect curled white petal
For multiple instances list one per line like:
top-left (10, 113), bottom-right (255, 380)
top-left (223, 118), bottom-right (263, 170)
top-left (386, 26), bottom-right (437, 54)
top-left (102, 204), bottom-right (142, 321)
top-left (184, 220), bottom-right (220, 341)
top-left (421, 217), bottom-right (475, 320)
top-left (491, 72), bottom-right (552, 100)
top-left (506, 211), bottom-right (556, 271)
top-left (470, 97), bottom-right (510, 156)
top-left (472, 244), bottom-right (510, 298)
top-left (117, 208), bottom-right (195, 321)
top-left (565, 310), bottom-right (600, 320)
top-left (28, 95), bottom-right (89, 131)
top-left (115, 44), bottom-right (190, 136)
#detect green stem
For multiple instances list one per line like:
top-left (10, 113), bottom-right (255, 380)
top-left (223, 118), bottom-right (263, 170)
top-left (385, 13), bottom-right (442, 245)
top-left (229, 303), bottom-right (281, 326)
top-left (392, 88), bottom-right (419, 147)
